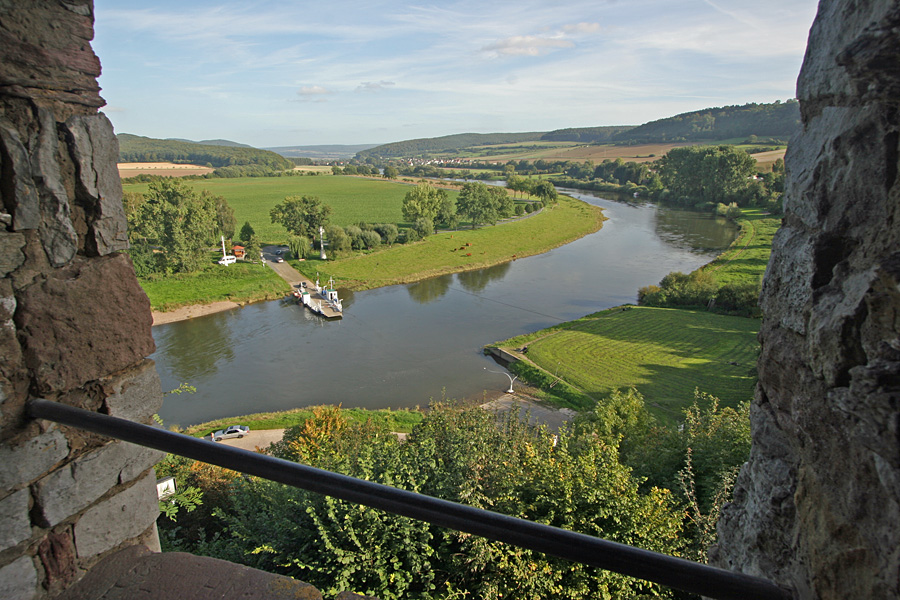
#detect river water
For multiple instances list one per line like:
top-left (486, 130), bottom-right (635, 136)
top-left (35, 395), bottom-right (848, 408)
top-left (154, 190), bottom-right (737, 428)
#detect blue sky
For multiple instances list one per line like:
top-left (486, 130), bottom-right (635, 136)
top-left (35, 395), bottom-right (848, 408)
top-left (93, 0), bottom-right (819, 148)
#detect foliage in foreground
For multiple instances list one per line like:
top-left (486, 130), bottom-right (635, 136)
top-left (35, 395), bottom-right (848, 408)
top-left (158, 400), bottom-right (750, 599)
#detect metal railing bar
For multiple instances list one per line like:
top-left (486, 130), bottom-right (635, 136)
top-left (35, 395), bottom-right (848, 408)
top-left (27, 399), bottom-right (791, 600)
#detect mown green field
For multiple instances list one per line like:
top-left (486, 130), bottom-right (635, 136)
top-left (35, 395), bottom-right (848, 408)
top-left (299, 194), bottom-right (605, 290)
top-left (123, 175), bottom-right (436, 244)
top-left (181, 406), bottom-right (425, 437)
top-left (140, 258), bottom-right (288, 312)
top-left (703, 209), bottom-right (781, 287)
top-left (492, 306), bottom-right (760, 421)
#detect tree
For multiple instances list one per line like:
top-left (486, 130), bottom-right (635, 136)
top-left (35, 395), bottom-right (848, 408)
top-left (374, 223), bottom-right (398, 246)
top-left (126, 178), bottom-right (219, 274)
top-left (490, 186), bottom-right (515, 218)
top-left (401, 182), bottom-right (445, 228)
top-left (270, 195), bottom-right (332, 238)
top-left (455, 182), bottom-right (498, 229)
top-left (243, 236), bottom-right (261, 263)
top-left (238, 221), bottom-right (256, 244)
top-left (288, 235), bottom-right (310, 260)
top-left (383, 165), bottom-right (399, 179)
top-left (208, 191), bottom-right (236, 240)
top-left (324, 224), bottom-right (350, 253)
top-left (532, 180), bottom-right (558, 204)
top-left (658, 145), bottom-right (757, 205)
top-left (436, 190), bottom-right (456, 226)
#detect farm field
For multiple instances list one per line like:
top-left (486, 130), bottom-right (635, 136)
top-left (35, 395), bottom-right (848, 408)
top-left (492, 306), bottom-right (760, 422)
top-left (118, 162), bottom-right (214, 177)
top-left (122, 175), bottom-right (435, 244)
top-left (300, 194), bottom-right (605, 290)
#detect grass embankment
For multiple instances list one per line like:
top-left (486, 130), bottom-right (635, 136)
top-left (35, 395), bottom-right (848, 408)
top-left (702, 208), bottom-right (781, 286)
top-left (139, 259), bottom-right (288, 312)
top-left (181, 406), bottom-right (425, 438)
top-left (297, 194), bottom-right (605, 291)
top-left (489, 207), bottom-right (780, 422)
top-left (491, 306), bottom-right (760, 422)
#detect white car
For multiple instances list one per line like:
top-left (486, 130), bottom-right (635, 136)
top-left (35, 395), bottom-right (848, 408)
top-left (211, 425), bottom-right (250, 441)
top-left (218, 255), bottom-right (236, 266)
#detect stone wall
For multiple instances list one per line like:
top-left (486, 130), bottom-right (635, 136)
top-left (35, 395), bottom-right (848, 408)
top-left (0, 2), bottom-right (165, 598)
top-left (713, 1), bottom-right (900, 598)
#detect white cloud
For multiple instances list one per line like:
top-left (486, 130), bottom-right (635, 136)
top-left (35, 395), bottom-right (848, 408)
top-left (482, 35), bottom-right (575, 57)
top-left (357, 81), bottom-right (396, 92)
top-left (297, 86), bottom-right (333, 102)
top-left (560, 22), bottom-right (601, 35)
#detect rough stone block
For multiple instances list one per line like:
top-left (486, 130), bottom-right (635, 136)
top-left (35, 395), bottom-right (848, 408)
top-left (15, 253), bottom-right (155, 394)
top-left (0, 488), bottom-right (32, 552)
top-left (38, 529), bottom-right (79, 589)
top-left (0, 556), bottom-right (38, 600)
top-left (34, 107), bottom-right (78, 267)
top-left (65, 114), bottom-right (129, 256)
top-left (0, 231), bottom-right (27, 276)
top-left (58, 544), bottom-right (323, 600)
top-left (0, 427), bottom-right (69, 491)
top-left (73, 473), bottom-right (159, 559)
top-left (101, 361), bottom-right (164, 424)
top-left (0, 117), bottom-right (40, 231)
top-left (35, 440), bottom-right (163, 527)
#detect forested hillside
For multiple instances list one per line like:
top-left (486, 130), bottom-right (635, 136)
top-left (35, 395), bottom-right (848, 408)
top-left (612, 101), bottom-right (800, 144)
top-left (356, 132), bottom-right (545, 159)
top-left (540, 125), bottom-right (634, 142)
top-left (118, 134), bottom-right (294, 170)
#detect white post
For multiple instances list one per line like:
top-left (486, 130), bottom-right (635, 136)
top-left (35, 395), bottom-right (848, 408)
top-left (319, 226), bottom-right (326, 260)
top-left (220, 235), bottom-right (227, 258)
top-left (485, 367), bottom-right (518, 394)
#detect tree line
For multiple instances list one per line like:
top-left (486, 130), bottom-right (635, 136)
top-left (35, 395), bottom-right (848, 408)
top-left (157, 390), bottom-right (749, 600)
top-left (117, 134), bottom-right (294, 171)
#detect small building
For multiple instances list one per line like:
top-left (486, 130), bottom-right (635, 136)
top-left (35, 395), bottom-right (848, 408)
top-left (232, 245), bottom-right (246, 259)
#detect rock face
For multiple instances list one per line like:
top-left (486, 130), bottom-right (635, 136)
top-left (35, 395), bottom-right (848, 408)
top-left (713, 1), bottom-right (900, 598)
top-left (0, 2), bottom-right (164, 598)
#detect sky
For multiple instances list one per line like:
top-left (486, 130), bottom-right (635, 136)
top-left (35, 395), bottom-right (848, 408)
top-left (93, 0), bottom-right (820, 148)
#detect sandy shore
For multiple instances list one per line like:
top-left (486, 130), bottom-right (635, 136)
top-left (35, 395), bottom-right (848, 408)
top-left (152, 301), bottom-right (241, 326)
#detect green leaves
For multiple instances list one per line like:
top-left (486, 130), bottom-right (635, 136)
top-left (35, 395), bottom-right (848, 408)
top-left (269, 195), bottom-right (332, 238)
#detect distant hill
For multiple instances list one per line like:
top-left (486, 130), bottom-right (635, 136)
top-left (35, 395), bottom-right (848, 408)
top-left (541, 125), bottom-right (635, 143)
top-left (167, 138), bottom-right (254, 148)
top-left (266, 144), bottom-right (381, 161)
top-left (117, 134), bottom-right (293, 170)
top-left (356, 132), bottom-right (546, 159)
top-left (612, 101), bottom-right (800, 144)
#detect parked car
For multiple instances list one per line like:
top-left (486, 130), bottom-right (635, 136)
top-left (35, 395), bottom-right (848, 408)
top-left (275, 249), bottom-right (283, 255)
top-left (211, 425), bottom-right (250, 441)
top-left (276, 256), bottom-right (284, 263)
top-left (218, 255), bottom-right (236, 266)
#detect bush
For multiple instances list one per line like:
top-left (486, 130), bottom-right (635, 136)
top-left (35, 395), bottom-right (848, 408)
top-left (715, 280), bottom-right (761, 316)
top-left (412, 217), bottom-right (434, 238)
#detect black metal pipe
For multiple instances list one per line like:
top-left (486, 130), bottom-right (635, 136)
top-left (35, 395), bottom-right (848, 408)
top-left (28, 399), bottom-right (791, 600)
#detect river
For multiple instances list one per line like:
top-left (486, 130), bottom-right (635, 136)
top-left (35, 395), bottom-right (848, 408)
top-left (154, 190), bottom-right (738, 428)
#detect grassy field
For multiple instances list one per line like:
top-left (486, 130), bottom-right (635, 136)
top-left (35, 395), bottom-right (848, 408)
top-left (492, 306), bottom-right (760, 422)
top-left (703, 208), bottom-right (781, 287)
top-left (139, 257), bottom-right (289, 312)
top-left (297, 194), bottom-right (605, 290)
top-left (123, 175), bottom-right (435, 244)
top-left (181, 405), bottom-right (425, 437)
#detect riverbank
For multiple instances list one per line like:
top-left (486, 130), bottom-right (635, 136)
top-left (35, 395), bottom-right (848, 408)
top-left (152, 300), bottom-right (242, 325)
top-left (147, 193), bottom-right (602, 324)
